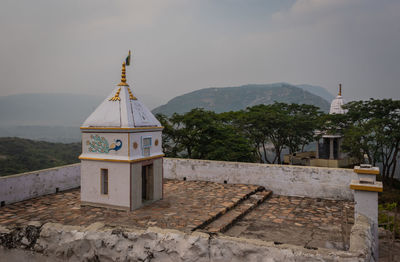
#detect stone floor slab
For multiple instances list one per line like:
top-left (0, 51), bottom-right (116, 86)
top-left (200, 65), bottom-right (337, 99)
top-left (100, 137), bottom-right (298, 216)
top-left (202, 190), bottom-right (272, 233)
top-left (224, 194), bottom-right (354, 251)
top-left (0, 179), bottom-right (259, 232)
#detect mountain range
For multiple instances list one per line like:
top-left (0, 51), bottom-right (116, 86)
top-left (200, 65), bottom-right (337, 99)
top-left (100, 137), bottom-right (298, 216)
top-left (152, 83), bottom-right (333, 116)
top-left (0, 93), bottom-right (104, 127)
top-left (0, 83), bottom-right (333, 142)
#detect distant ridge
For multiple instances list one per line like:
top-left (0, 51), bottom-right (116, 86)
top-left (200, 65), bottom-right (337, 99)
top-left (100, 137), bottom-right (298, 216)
top-left (296, 84), bottom-right (335, 102)
top-left (0, 93), bottom-right (104, 142)
top-left (0, 93), bottom-right (104, 127)
top-left (0, 85), bottom-right (333, 142)
top-left (152, 83), bottom-right (332, 116)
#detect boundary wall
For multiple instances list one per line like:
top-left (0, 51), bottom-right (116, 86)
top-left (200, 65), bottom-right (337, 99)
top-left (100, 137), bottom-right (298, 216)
top-left (0, 160), bottom-right (376, 261)
top-left (0, 215), bottom-right (374, 261)
top-left (164, 158), bottom-right (358, 200)
top-left (0, 157), bottom-right (357, 205)
top-left (0, 164), bottom-right (80, 205)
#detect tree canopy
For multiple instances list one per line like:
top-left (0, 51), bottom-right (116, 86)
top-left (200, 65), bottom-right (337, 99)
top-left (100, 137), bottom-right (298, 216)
top-left (156, 109), bottom-right (256, 162)
top-left (156, 102), bottom-right (322, 164)
top-left (323, 99), bottom-right (400, 182)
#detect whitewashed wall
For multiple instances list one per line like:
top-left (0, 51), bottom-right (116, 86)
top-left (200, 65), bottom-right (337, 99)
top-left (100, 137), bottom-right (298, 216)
top-left (0, 158), bottom-right (358, 205)
top-left (81, 161), bottom-right (130, 209)
top-left (0, 164), bottom-right (80, 205)
top-left (164, 158), bottom-right (357, 200)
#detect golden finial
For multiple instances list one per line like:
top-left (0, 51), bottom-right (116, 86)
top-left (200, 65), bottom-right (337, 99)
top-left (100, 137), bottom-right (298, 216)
top-left (339, 83), bottom-right (342, 96)
top-left (110, 52), bottom-right (137, 101)
top-left (117, 62), bottom-right (129, 87)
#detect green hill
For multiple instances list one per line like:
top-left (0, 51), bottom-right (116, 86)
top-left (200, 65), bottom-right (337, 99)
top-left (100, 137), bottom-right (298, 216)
top-left (0, 137), bottom-right (81, 176)
top-left (152, 83), bottom-right (331, 116)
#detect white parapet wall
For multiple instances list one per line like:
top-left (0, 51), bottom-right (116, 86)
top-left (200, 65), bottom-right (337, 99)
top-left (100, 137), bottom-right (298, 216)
top-left (0, 163), bottom-right (80, 205)
top-left (164, 158), bottom-right (358, 200)
top-left (0, 158), bottom-right (358, 204)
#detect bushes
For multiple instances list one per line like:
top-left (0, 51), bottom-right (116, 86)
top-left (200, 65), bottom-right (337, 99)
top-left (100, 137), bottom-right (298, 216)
top-left (379, 202), bottom-right (400, 237)
top-left (0, 137), bottom-right (80, 176)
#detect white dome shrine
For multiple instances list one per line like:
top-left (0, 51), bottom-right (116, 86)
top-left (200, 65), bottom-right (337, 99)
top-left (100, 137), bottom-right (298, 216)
top-left (79, 58), bottom-right (164, 212)
top-left (329, 84), bottom-right (346, 114)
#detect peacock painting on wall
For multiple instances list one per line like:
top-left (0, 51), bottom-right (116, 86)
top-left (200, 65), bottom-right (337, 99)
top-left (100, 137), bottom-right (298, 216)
top-left (86, 134), bottom-right (122, 153)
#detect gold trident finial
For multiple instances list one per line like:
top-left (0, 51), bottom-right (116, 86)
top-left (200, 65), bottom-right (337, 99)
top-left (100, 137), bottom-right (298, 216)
top-left (339, 83), bottom-right (342, 96)
top-left (118, 62), bottom-right (129, 86)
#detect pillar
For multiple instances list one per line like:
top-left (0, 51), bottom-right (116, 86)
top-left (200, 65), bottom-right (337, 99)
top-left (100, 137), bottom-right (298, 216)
top-left (350, 166), bottom-right (382, 261)
top-left (315, 138), bottom-right (319, 159)
top-left (329, 138), bottom-right (334, 160)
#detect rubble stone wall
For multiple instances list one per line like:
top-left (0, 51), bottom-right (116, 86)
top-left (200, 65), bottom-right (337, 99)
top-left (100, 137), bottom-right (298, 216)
top-left (350, 215), bottom-right (376, 261)
top-left (164, 158), bottom-right (358, 200)
top-left (0, 164), bottom-right (80, 205)
top-left (0, 216), bottom-right (373, 262)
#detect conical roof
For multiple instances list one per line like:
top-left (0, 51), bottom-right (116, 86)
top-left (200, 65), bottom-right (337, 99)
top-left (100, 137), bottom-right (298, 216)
top-left (329, 95), bottom-right (346, 114)
top-left (81, 63), bottom-right (161, 128)
top-left (82, 86), bottom-right (161, 128)
top-left (329, 84), bottom-right (347, 114)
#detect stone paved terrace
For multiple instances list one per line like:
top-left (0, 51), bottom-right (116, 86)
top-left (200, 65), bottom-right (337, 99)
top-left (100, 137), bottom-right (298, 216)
top-left (225, 195), bottom-right (354, 251)
top-left (0, 180), bottom-right (261, 232)
top-left (0, 179), bottom-right (354, 251)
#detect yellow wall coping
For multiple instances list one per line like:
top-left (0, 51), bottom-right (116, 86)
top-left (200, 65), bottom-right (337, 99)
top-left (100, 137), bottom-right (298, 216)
top-left (79, 154), bottom-right (164, 163)
top-left (349, 180), bottom-right (383, 192)
top-left (80, 126), bottom-right (164, 131)
top-left (354, 166), bottom-right (380, 175)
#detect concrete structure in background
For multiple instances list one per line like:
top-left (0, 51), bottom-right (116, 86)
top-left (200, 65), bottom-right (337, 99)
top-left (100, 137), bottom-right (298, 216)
top-left (313, 83), bottom-right (352, 167)
top-left (79, 60), bottom-right (164, 211)
top-left (285, 84), bottom-right (356, 168)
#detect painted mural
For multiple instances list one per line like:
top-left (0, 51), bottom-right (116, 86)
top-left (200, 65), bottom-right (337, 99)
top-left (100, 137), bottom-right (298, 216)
top-left (86, 134), bottom-right (122, 153)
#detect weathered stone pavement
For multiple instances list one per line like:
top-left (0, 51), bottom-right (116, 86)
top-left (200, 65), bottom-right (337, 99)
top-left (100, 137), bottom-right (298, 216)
top-left (200, 190), bottom-right (272, 233)
top-left (0, 179), bottom-right (260, 232)
top-left (225, 194), bottom-right (355, 251)
top-left (0, 180), bottom-right (356, 252)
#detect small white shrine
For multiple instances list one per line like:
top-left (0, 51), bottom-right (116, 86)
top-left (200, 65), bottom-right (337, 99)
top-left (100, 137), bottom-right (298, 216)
top-left (313, 84), bottom-right (352, 167)
top-left (79, 55), bottom-right (164, 211)
top-left (329, 84), bottom-right (347, 115)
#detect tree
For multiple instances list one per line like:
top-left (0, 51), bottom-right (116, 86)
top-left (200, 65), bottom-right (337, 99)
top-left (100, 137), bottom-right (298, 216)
top-left (156, 109), bottom-right (255, 162)
top-left (154, 113), bottom-right (178, 157)
top-left (280, 103), bottom-right (322, 154)
top-left (239, 103), bottom-right (322, 164)
top-left (326, 99), bottom-right (400, 182)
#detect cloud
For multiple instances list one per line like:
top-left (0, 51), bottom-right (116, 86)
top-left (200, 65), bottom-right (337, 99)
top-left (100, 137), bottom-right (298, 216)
top-left (265, 0), bottom-right (400, 99)
top-left (272, 0), bottom-right (357, 21)
top-left (0, 0), bottom-right (399, 106)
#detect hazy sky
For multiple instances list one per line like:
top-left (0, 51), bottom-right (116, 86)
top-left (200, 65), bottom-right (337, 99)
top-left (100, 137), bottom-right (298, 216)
top-left (1, 0), bottom-right (399, 108)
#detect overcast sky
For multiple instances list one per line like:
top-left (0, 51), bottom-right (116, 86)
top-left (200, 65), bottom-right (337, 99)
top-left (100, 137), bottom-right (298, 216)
top-left (0, 0), bottom-right (399, 107)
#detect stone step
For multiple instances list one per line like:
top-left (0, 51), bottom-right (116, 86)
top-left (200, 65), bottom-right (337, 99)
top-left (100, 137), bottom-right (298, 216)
top-left (191, 186), bottom-right (266, 232)
top-left (197, 190), bottom-right (272, 233)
